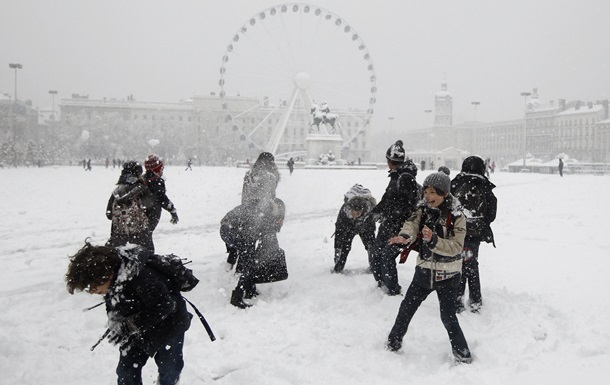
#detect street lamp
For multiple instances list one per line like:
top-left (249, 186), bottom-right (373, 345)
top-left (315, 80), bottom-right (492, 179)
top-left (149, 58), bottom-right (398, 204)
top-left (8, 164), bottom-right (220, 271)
top-left (520, 92), bottom-right (531, 167)
top-left (471, 101), bottom-right (480, 121)
top-left (48, 90), bottom-right (58, 121)
top-left (8, 63), bottom-right (22, 167)
top-left (9, 63), bottom-right (22, 100)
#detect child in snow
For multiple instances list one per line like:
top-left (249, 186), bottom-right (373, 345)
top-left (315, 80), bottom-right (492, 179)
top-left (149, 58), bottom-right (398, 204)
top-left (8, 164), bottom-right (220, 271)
top-left (144, 154), bottom-right (179, 232)
top-left (221, 198), bottom-right (286, 308)
top-left (106, 161), bottom-right (155, 252)
top-left (450, 156), bottom-right (497, 313)
top-left (368, 140), bottom-right (421, 295)
top-left (332, 184), bottom-right (377, 273)
top-left (65, 241), bottom-right (192, 385)
top-left (386, 172), bottom-right (472, 364)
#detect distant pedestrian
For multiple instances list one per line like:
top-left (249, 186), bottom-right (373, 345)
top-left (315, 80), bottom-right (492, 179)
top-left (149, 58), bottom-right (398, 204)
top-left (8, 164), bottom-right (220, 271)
top-left (86, 159), bottom-right (92, 171)
top-left (420, 160), bottom-right (426, 171)
top-left (286, 157), bottom-right (295, 175)
top-left (558, 158), bottom-right (564, 177)
top-left (185, 159), bottom-right (193, 171)
top-left (105, 158), bottom-right (109, 168)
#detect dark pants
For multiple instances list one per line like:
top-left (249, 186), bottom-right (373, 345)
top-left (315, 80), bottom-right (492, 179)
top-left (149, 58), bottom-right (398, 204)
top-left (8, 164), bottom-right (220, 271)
top-left (234, 242), bottom-right (258, 296)
top-left (388, 274), bottom-right (470, 357)
top-left (379, 244), bottom-right (403, 294)
top-left (334, 229), bottom-right (375, 272)
top-left (116, 333), bottom-right (185, 385)
top-left (370, 220), bottom-right (402, 285)
top-left (457, 239), bottom-right (482, 306)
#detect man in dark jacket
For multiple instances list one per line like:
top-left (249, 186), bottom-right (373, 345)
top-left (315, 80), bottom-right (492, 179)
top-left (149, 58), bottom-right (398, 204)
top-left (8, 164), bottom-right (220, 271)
top-left (369, 140), bottom-right (421, 295)
top-left (451, 155), bottom-right (497, 313)
top-left (65, 241), bottom-right (192, 385)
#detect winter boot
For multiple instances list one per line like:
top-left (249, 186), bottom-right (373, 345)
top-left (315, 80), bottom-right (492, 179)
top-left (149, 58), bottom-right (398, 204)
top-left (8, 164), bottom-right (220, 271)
top-left (386, 338), bottom-right (402, 352)
top-left (453, 348), bottom-right (473, 364)
top-left (244, 285), bottom-right (259, 299)
top-left (230, 289), bottom-right (251, 309)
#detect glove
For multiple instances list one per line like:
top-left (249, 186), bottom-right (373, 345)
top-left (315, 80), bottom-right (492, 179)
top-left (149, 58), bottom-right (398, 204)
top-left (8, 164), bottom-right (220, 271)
top-left (108, 322), bottom-right (133, 346)
top-left (107, 317), bottom-right (138, 348)
top-left (170, 210), bottom-right (179, 224)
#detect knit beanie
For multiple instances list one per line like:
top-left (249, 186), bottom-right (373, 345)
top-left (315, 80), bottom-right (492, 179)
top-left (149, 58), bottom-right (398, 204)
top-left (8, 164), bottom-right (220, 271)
top-left (386, 140), bottom-right (405, 162)
top-left (423, 172), bottom-right (451, 195)
top-left (144, 154), bottom-right (164, 175)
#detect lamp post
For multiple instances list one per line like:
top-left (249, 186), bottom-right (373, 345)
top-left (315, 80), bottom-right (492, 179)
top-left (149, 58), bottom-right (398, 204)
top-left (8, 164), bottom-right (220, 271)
top-left (48, 90), bottom-right (58, 121)
top-left (471, 101), bottom-right (480, 121)
top-left (8, 63), bottom-right (22, 167)
top-left (9, 63), bottom-right (22, 100)
top-left (520, 92), bottom-right (531, 167)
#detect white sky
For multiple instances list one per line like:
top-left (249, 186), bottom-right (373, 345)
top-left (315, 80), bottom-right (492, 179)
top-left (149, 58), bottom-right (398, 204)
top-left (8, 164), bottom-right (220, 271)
top-left (1, 0), bottom-right (609, 130)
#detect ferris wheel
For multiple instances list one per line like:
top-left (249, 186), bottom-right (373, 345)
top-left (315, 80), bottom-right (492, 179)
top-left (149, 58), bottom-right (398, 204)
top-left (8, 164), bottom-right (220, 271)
top-left (218, 3), bottom-right (377, 158)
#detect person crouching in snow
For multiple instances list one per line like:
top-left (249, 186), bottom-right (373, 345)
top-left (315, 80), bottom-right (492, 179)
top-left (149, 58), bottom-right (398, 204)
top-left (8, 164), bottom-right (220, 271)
top-left (65, 241), bottom-right (192, 385)
top-left (221, 198), bottom-right (287, 308)
top-left (332, 184), bottom-right (376, 273)
top-left (386, 172), bottom-right (472, 364)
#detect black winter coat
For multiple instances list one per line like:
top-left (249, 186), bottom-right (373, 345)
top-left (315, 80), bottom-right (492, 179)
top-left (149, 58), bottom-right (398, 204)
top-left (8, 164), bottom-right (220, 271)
top-left (450, 172), bottom-right (497, 245)
top-left (371, 162), bottom-right (420, 237)
top-left (144, 170), bottom-right (176, 231)
top-left (105, 246), bottom-right (192, 356)
top-left (334, 199), bottom-right (376, 249)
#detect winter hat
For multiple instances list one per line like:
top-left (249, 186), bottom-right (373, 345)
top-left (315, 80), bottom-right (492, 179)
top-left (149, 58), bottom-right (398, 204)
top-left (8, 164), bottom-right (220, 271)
top-left (122, 160), bottom-right (143, 177)
top-left (386, 140), bottom-right (405, 163)
top-left (461, 156), bottom-right (485, 176)
top-left (145, 154), bottom-right (164, 175)
top-left (423, 172), bottom-right (451, 195)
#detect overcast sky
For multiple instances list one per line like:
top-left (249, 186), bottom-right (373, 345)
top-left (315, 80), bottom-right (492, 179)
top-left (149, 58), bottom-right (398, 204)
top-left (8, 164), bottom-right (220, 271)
top-left (2, 0), bottom-right (609, 130)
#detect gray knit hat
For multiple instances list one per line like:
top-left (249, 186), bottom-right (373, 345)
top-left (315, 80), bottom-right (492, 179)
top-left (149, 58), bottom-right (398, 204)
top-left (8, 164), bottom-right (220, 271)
top-left (423, 172), bottom-right (451, 195)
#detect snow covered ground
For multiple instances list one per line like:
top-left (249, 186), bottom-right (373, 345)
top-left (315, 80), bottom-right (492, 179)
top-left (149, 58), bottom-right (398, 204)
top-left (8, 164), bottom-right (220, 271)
top-left (1, 165), bottom-right (609, 384)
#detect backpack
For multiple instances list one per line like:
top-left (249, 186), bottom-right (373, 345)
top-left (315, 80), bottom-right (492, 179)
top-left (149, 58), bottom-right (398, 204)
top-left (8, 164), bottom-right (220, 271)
top-left (111, 195), bottom-right (150, 235)
top-left (146, 254), bottom-right (216, 341)
top-left (146, 253), bottom-right (199, 292)
top-left (452, 178), bottom-right (489, 239)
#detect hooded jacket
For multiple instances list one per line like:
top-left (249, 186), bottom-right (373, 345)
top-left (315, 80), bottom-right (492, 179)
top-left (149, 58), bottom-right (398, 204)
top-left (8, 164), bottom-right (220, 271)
top-left (105, 245), bottom-right (192, 356)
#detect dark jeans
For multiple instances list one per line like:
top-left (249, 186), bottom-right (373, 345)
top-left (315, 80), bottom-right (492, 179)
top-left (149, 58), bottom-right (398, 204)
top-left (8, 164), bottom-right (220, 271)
top-left (388, 275), bottom-right (470, 356)
top-left (334, 230), bottom-right (374, 272)
top-left (458, 239), bottom-right (482, 306)
top-left (379, 244), bottom-right (403, 293)
top-left (116, 333), bottom-right (185, 385)
top-left (370, 220), bottom-right (402, 285)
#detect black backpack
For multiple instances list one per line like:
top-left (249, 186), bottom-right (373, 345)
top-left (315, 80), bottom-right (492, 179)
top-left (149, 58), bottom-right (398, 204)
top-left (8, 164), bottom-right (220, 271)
top-left (146, 253), bottom-right (199, 292)
top-left (146, 254), bottom-right (216, 341)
